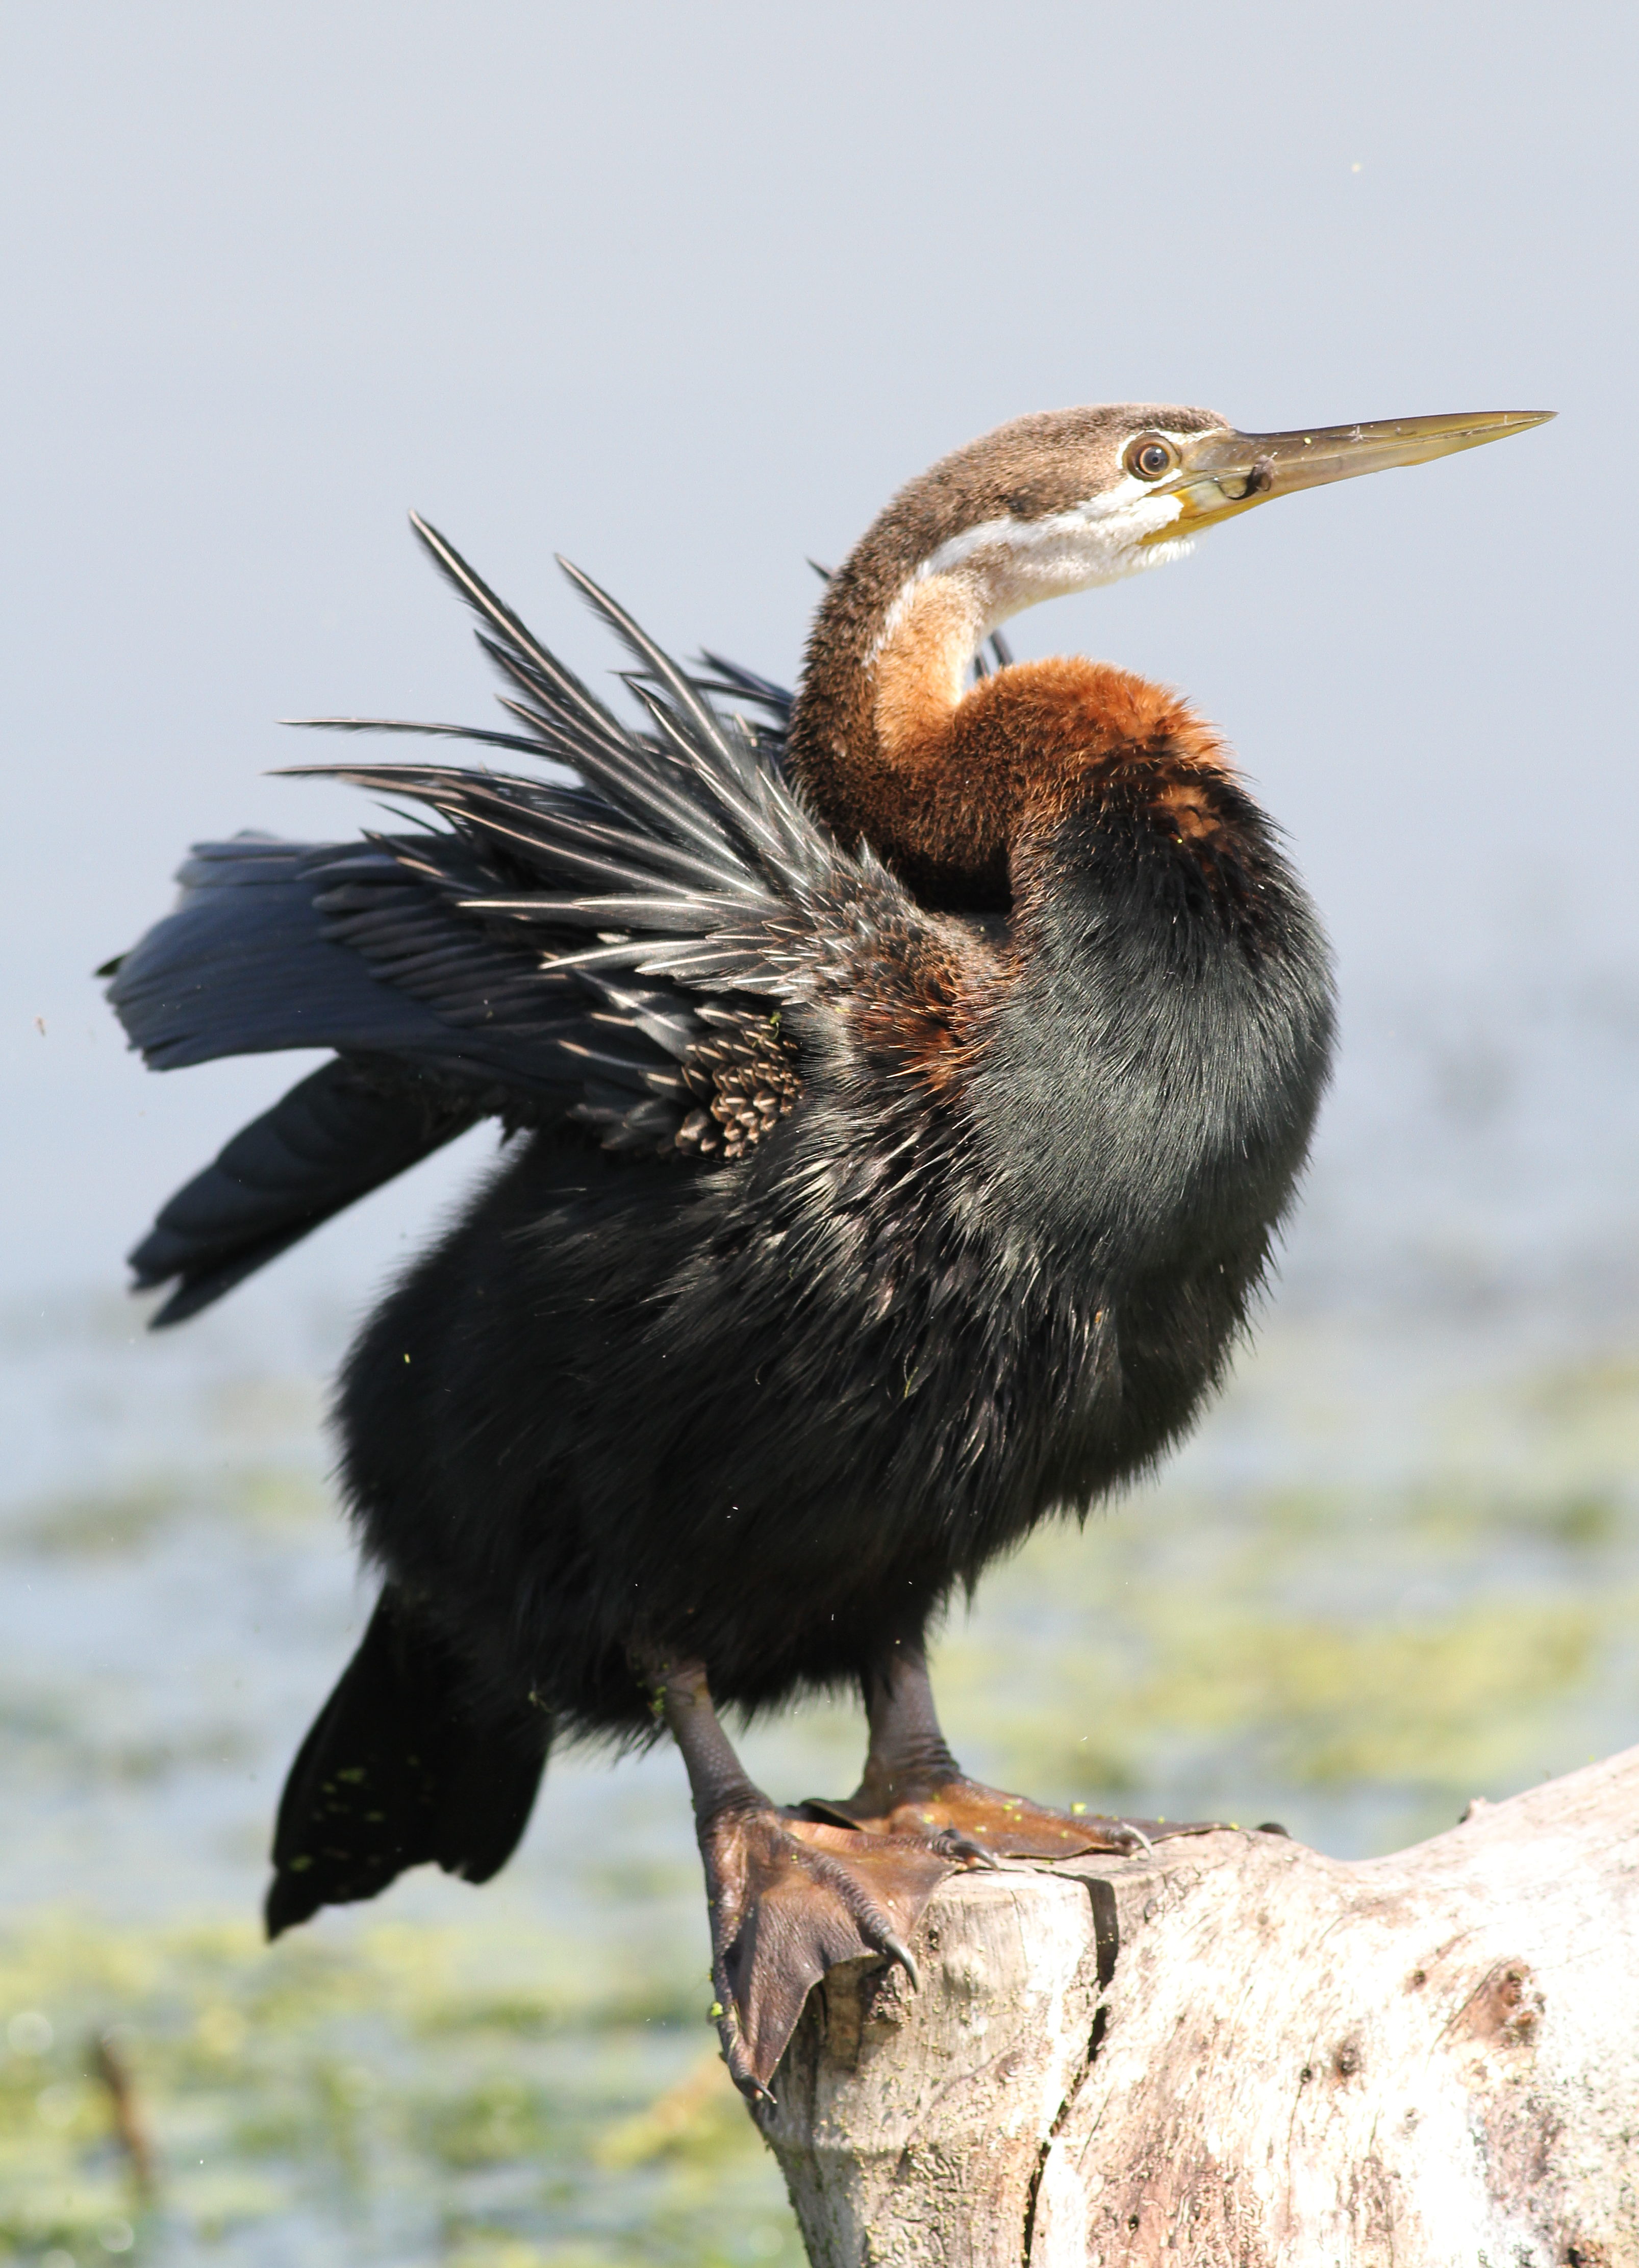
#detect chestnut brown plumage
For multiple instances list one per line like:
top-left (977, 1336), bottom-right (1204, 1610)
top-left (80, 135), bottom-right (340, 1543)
top-left (104, 401), bottom-right (1551, 2094)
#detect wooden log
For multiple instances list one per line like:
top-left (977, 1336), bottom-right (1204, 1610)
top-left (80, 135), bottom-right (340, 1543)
top-left (759, 1746), bottom-right (1639, 2266)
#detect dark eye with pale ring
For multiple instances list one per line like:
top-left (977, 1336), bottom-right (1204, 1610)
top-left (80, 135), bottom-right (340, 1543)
top-left (1126, 437), bottom-right (1177, 481)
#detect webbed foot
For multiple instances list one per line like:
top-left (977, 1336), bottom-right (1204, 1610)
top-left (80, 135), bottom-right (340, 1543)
top-left (802, 1775), bottom-right (1218, 1860)
top-left (701, 1804), bottom-right (958, 2100)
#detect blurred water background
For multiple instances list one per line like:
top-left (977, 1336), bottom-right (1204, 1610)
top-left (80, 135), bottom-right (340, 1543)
top-left (3, 5), bottom-right (1637, 2263)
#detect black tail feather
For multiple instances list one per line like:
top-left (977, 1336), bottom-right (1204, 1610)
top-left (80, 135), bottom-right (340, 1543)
top-left (131, 1059), bottom-right (477, 1327)
top-left (266, 1593), bottom-right (550, 1939)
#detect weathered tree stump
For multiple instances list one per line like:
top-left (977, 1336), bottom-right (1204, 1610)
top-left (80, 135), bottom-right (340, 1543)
top-left (759, 1747), bottom-right (1639, 2266)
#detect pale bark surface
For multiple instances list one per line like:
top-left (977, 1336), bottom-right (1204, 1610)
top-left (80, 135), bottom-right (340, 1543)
top-left (760, 1746), bottom-right (1639, 2267)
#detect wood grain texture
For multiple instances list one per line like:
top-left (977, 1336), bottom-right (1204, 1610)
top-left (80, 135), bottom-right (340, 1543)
top-left (760, 1747), bottom-right (1639, 2266)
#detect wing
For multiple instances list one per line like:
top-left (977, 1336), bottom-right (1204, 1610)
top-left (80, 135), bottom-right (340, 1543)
top-left (128, 1059), bottom-right (483, 1327)
top-left (109, 517), bottom-right (993, 1318)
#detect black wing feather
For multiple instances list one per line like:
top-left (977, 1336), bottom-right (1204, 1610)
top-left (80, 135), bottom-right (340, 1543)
top-left (110, 519), bottom-right (976, 1317)
top-left (131, 1059), bottom-right (481, 1326)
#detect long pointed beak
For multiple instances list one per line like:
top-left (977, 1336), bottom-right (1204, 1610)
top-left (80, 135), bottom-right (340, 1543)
top-left (1148, 409), bottom-right (1555, 538)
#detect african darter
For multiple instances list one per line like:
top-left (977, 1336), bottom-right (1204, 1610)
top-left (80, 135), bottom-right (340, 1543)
top-left (104, 403), bottom-right (1550, 2095)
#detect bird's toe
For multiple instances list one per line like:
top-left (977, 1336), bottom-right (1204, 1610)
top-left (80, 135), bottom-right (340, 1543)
top-left (698, 1806), bottom-right (955, 2100)
top-left (804, 1776), bottom-right (1220, 1861)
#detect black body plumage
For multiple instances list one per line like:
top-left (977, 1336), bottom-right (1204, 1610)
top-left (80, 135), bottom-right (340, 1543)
top-left (107, 521), bottom-right (1334, 1932)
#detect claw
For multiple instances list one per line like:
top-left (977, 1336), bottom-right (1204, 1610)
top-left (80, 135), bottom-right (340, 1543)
top-left (716, 2009), bottom-right (775, 2105)
top-left (934, 1826), bottom-right (999, 1867)
top-left (881, 1931), bottom-right (921, 1990)
top-left (734, 2059), bottom-right (776, 2108)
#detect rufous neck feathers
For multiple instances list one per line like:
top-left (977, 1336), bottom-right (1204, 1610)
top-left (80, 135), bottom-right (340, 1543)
top-left (787, 557), bottom-right (1231, 913)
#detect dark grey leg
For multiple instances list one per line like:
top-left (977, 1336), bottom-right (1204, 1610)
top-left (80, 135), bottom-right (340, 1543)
top-left (646, 1655), bottom-right (954, 2101)
top-left (805, 1644), bottom-right (1193, 1860)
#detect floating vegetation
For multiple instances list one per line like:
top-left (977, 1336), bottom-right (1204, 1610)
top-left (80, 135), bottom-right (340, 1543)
top-left (0, 1914), bottom-right (797, 2267)
top-left (942, 1471), bottom-right (1638, 1854)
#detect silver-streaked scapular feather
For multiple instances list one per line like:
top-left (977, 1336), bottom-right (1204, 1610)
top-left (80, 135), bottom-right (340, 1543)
top-left (106, 518), bottom-right (979, 1315)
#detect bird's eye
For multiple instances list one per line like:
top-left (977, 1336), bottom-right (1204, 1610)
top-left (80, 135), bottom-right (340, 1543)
top-left (1125, 436), bottom-right (1178, 482)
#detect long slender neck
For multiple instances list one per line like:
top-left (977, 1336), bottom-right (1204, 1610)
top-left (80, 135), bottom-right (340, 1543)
top-left (786, 545), bottom-right (1230, 912)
